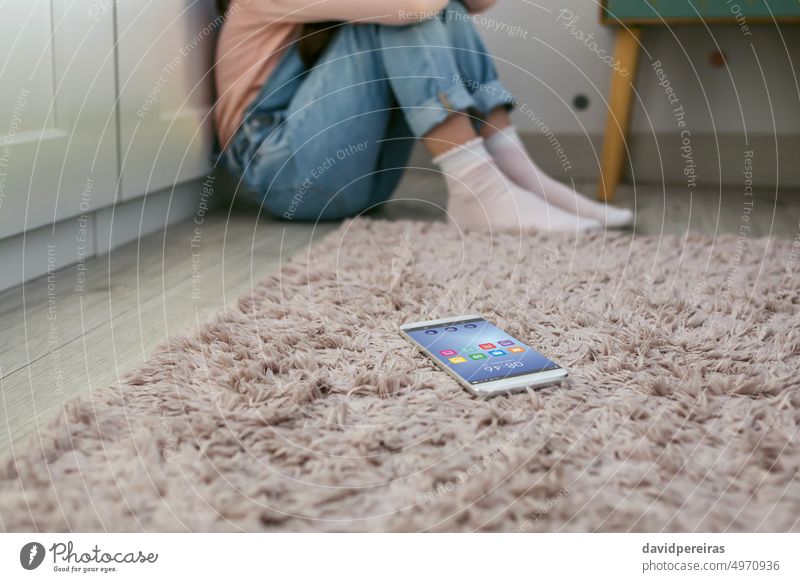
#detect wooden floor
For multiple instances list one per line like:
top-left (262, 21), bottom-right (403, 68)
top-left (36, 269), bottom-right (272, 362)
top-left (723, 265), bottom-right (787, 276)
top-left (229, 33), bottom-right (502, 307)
top-left (2, 172), bottom-right (799, 451)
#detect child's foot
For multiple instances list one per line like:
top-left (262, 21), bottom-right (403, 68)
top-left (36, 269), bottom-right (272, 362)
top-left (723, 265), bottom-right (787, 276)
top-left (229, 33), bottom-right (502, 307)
top-left (485, 126), bottom-right (634, 228)
top-left (434, 138), bottom-right (602, 233)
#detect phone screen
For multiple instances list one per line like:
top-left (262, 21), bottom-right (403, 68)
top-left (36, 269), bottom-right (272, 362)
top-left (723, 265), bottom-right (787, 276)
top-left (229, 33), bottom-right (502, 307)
top-left (404, 317), bottom-right (561, 385)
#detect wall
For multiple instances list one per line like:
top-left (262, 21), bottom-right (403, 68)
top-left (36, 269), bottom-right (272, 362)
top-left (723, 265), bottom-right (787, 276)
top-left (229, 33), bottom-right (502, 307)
top-left (480, 0), bottom-right (799, 134)
top-left (471, 0), bottom-right (800, 185)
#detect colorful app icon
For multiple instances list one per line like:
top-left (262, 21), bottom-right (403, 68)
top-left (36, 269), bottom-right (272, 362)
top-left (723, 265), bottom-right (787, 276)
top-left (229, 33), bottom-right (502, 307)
top-left (498, 340), bottom-right (515, 346)
top-left (462, 345), bottom-right (478, 354)
top-left (445, 327), bottom-right (458, 332)
top-left (488, 349), bottom-right (506, 357)
top-left (439, 349), bottom-right (457, 357)
top-left (425, 330), bottom-right (437, 335)
top-left (469, 353), bottom-right (487, 360)
top-left (479, 343), bottom-right (496, 350)
top-left (509, 346), bottom-right (525, 353)
top-left (448, 356), bottom-right (467, 364)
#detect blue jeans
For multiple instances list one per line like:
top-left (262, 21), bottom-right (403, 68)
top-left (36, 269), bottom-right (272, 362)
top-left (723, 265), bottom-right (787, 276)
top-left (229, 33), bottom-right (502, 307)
top-left (221, 1), bottom-right (516, 221)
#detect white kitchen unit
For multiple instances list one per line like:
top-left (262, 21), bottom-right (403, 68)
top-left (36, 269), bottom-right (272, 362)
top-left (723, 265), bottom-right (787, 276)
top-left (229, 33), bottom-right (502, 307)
top-left (0, 0), bottom-right (118, 240)
top-left (0, 0), bottom-right (219, 292)
top-left (116, 0), bottom-right (217, 199)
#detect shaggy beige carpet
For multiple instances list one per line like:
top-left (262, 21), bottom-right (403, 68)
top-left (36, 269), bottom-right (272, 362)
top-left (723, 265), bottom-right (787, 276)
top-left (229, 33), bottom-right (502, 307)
top-left (1, 219), bottom-right (799, 532)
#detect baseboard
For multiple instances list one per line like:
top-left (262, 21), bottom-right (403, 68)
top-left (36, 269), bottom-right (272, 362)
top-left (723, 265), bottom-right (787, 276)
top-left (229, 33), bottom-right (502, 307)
top-left (409, 133), bottom-right (800, 189)
top-left (93, 178), bottom-right (214, 256)
top-left (0, 175), bottom-right (221, 294)
top-left (0, 217), bottom-right (91, 295)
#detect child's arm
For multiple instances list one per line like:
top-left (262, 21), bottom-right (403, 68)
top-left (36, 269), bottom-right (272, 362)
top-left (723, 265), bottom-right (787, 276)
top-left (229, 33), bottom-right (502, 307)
top-left (251, 0), bottom-right (450, 25)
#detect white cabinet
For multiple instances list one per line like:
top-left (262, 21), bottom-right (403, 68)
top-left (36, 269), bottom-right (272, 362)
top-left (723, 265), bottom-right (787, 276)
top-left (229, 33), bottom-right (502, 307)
top-left (115, 0), bottom-right (218, 199)
top-left (0, 0), bottom-right (118, 239)
top-left (0, 0), bottom-right (218, 292)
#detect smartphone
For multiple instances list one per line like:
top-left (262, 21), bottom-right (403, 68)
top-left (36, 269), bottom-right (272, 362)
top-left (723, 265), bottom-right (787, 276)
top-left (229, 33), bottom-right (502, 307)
top-left (400, 314), bottom-right (568, 396)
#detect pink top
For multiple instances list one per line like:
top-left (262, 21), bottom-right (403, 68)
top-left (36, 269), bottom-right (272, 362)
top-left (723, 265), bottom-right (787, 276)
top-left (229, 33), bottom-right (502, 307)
top-left (214, 0), bottom-right (495, 147)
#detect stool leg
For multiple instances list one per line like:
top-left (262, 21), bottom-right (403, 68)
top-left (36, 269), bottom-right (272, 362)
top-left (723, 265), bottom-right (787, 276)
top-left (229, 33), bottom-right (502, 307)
top-left (598, 27), bottom-right (642, 202)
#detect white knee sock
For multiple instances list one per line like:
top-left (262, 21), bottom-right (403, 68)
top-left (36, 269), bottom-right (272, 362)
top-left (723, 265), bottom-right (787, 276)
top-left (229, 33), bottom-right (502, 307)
top-left (485, 126), bottom-right (633, 228)
top-left (433, 138), bottom-right (602, 233)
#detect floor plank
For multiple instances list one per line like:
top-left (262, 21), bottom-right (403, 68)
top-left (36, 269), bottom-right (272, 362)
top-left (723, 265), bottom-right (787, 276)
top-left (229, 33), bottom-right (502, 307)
top-left (0, 208), bottom-right (335, 450)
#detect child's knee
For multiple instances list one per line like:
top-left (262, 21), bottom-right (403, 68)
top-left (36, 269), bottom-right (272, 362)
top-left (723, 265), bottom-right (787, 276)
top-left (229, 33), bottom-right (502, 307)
top-left (326, 21), bottom-right (379, 54)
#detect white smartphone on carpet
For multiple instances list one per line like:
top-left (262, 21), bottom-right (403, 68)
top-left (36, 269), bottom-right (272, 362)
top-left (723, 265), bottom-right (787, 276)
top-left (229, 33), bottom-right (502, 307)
top-left (400, 314), bottom-right (568, 397)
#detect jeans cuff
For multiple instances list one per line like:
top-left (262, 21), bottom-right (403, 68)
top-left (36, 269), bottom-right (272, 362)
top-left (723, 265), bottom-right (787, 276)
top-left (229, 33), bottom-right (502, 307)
top-left (404, 82), bottom-right (477, 137)
top-left (469, 78), bottom-right (517, 115)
